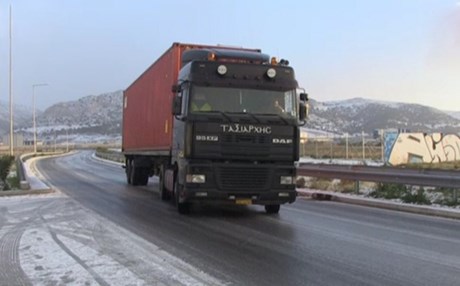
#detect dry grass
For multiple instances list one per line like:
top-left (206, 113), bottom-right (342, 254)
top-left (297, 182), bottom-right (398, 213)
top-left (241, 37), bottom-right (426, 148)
top-left (403, 161), bottom-right (460, 170)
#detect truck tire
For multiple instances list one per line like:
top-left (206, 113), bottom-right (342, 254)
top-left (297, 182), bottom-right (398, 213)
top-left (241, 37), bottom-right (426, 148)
top-left (174, 181), bottom-right (190, 214)
top-left (130, 162), bottom-right (140, 186)
top-left (159, 166), bottom-right (171, 201)
top-left (265, 204), bottom-right (280, 214)
top-left (131, 161), bottom-right (149, 186)
top-left (138, 169), bottom-right (149, 186)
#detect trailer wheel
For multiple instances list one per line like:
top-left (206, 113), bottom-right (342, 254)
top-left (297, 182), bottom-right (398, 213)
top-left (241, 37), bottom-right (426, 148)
top-left (265, 204), bottom-right (280, 214)
top-left (159, 166), bottom-right (171, 201)
top-left (139, 168), bottom-right (149, 186)
top-left (130, 161), bottom-right (149, 186)
top-left (130, 161), bottom-right (139, 186)
top-left (174, 181), bottom-right (190, 214)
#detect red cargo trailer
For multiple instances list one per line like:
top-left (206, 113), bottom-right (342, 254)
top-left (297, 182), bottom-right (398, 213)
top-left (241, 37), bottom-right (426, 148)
top-left (123, 43), bottom-right (260, 154)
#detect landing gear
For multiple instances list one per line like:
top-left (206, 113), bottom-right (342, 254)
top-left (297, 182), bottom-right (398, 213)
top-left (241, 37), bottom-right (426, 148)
top-left (265, 204), bottom-right (280, 214)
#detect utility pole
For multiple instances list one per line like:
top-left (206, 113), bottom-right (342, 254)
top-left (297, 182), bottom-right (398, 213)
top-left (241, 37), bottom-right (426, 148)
top-left (381, 129), bottom-right (385, 164)
top-left (9, 5), bottom-right (13, 156)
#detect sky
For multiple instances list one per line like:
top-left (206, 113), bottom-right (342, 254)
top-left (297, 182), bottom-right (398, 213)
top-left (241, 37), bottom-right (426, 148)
top-left (0, 0), bottom-right (459, 111)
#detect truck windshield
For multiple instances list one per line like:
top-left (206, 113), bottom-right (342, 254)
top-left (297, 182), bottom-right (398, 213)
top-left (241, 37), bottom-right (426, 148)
top-left (189, 86), bottom-right (297, 118)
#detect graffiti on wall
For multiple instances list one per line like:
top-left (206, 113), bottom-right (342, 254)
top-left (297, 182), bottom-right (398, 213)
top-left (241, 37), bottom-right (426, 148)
top-left (384, 132), bottom-right (460, 165)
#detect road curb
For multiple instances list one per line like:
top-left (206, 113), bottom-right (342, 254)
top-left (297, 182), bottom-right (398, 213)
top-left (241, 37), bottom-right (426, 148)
top-left (0, 188), bottom-right (55, 197)
top-left (0, 153), bottom-right (70, 197)
top-left (297, 189), bottom-right (460, 220)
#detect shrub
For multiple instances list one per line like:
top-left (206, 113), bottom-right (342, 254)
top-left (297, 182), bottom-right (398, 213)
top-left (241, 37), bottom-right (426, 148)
top-left (96, 146), bottom-right (108, 153)
top-left (370, 183), bottom-right (407, 199)
top-left (310, 177), bottom-right (333, 190)
top-left (0, 155), bottom-right (14, 191)
top-left (296, 177), bottom-right (306, 188)
top-left (402, 187), bottom-right (431, 205)
top-left (337, 179), bottom-right (357, 193)
top-left (433, 187), bottom-right (459, 206)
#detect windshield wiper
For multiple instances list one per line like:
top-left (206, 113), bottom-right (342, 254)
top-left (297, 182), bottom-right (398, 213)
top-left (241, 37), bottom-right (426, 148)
top-left (257, 113), bottom-right (290, 125)
top-left (226, 111), bottom-right (263, 124)
top-left (203, 110), bottom-right (233, 122)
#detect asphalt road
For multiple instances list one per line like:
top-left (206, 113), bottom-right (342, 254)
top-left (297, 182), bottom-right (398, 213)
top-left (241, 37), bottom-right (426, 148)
top-left (33, 151), bottom-right (460, 286)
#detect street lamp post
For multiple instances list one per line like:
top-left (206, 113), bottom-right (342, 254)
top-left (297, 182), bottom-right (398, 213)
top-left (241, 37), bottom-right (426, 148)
top-left (32, 83), bottom-right (48, 154)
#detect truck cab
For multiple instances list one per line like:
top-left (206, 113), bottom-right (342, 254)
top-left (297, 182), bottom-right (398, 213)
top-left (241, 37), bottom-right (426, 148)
top-left (165, 48), bottom-right (308, 214)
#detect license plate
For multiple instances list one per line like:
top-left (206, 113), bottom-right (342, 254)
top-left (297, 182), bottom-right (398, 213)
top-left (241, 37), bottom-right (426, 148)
top-left (235, 199), bottom-right (252, 205)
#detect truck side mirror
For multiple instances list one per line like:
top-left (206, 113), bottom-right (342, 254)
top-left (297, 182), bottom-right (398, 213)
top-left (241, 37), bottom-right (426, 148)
top-left (172, 84), bottom-right (182, 93)
top-left (172, 96), bottom-right (182, 115)
top-left (299, 92), bottom-right (308, 102)
top-left (298, 102), bottom-right (308, 126)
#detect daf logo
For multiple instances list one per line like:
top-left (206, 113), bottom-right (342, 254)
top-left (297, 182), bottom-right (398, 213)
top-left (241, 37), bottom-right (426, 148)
top-left (272, 138), bottom-right (293, 144)
top-left (220, 124), bottom-right (272, 134)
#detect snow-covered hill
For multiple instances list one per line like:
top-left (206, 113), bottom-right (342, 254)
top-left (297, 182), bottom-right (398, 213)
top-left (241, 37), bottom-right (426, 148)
top-left (3, 92), bottom-right (459, 145)
top-left (306, 97), bottom-right (460, 135)
top-left (37, 90), bottom-right (123, 134)
top-left (447, 111), bottom-right (460, 120)
top-left (0, 101), bottom-right (34, 137)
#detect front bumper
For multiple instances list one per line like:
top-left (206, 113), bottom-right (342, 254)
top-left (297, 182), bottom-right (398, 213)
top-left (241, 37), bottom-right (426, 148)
top-left (179, 161), bottom-right (297, 206)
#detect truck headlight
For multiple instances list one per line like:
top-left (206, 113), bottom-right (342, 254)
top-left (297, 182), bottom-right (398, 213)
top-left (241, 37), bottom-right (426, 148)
top-left (186, 174), bottom-right (206, 183)
top-left (280, 176), bottom-right (294, 185)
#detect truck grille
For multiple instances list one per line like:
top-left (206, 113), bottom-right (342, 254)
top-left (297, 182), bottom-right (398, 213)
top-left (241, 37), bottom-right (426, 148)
top-left (216, 166), bottom-right (271, 191)
top-left (221, 134), bottom-right (270, 157)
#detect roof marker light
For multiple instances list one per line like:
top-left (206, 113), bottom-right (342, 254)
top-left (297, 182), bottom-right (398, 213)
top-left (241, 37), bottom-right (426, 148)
top-left (208, 52), bottom-right (216, 61)
top-left (267, 68), bottom-right (276, 78)
top-left (217, 65), bottom-right (227, 75)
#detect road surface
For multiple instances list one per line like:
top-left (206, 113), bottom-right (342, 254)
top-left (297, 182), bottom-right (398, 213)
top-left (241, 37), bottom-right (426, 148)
top-left (1, 150), bottom-right (459, 285)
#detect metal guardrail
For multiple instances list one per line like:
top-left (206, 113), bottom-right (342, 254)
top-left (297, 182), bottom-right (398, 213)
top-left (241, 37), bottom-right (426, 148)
top-left (95, 150), bottom-right (124, 163)
top-left (297, 163), bottom-right (460, 189)
top-left (95, 150), bottom-right (459, 188)
top-left (94, 149), bottom-right (459, 201)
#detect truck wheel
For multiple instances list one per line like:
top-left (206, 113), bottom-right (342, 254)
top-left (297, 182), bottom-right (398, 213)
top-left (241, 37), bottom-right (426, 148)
top-left (130, 163), bottom-right (139, 186)
top-left (131, 162), bottom-right (141, 186)
top-left (174, 181), bottom-right (190, 214)
top-left (138, 169), bottom-right (149, 186)
top-left (159, 166), bottom-right (170, 201)
top-left (130, 161), bottom-right (149, 186)
top-left (265, 204), bottom-right (280, 214)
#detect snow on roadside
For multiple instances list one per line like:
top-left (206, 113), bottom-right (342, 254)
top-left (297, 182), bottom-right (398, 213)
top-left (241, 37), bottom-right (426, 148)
top-left (20, 228), bottom-right (142, 286)
top-left (299, 156), bottom-right (384, 166)
top-left (0, 194), bottom-right (227, 286)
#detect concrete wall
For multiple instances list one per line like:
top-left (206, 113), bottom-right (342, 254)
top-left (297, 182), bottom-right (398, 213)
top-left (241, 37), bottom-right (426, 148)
top-left (385, 132), bottom-right (460, 165)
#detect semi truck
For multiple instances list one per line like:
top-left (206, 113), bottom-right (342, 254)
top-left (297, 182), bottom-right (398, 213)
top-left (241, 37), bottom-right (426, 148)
top-left (122, 42), bottom-right (308, 214)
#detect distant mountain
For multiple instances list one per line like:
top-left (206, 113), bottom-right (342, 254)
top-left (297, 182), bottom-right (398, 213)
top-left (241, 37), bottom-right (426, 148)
top-left (306, 97), bottom-right (460, 135)
top-left (0, 101), bottom-right (33, 138)
top-left (447, 111), bottom-right (460, 120)
top-left (36, 90), bottom-right (123, 136)
top-left (5, 92), bottom-right (459, 145)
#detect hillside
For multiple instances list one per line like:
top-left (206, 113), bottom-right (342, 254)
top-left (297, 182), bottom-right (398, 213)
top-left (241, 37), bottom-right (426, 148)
top-left (0, 101), bottom-right (33, 137)
top-left (307, 98), bottom-right (460, 135)
top-left (37, 90), bottom-right (123, 135)
top-left (3, 92), bottom-right (459, 145)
